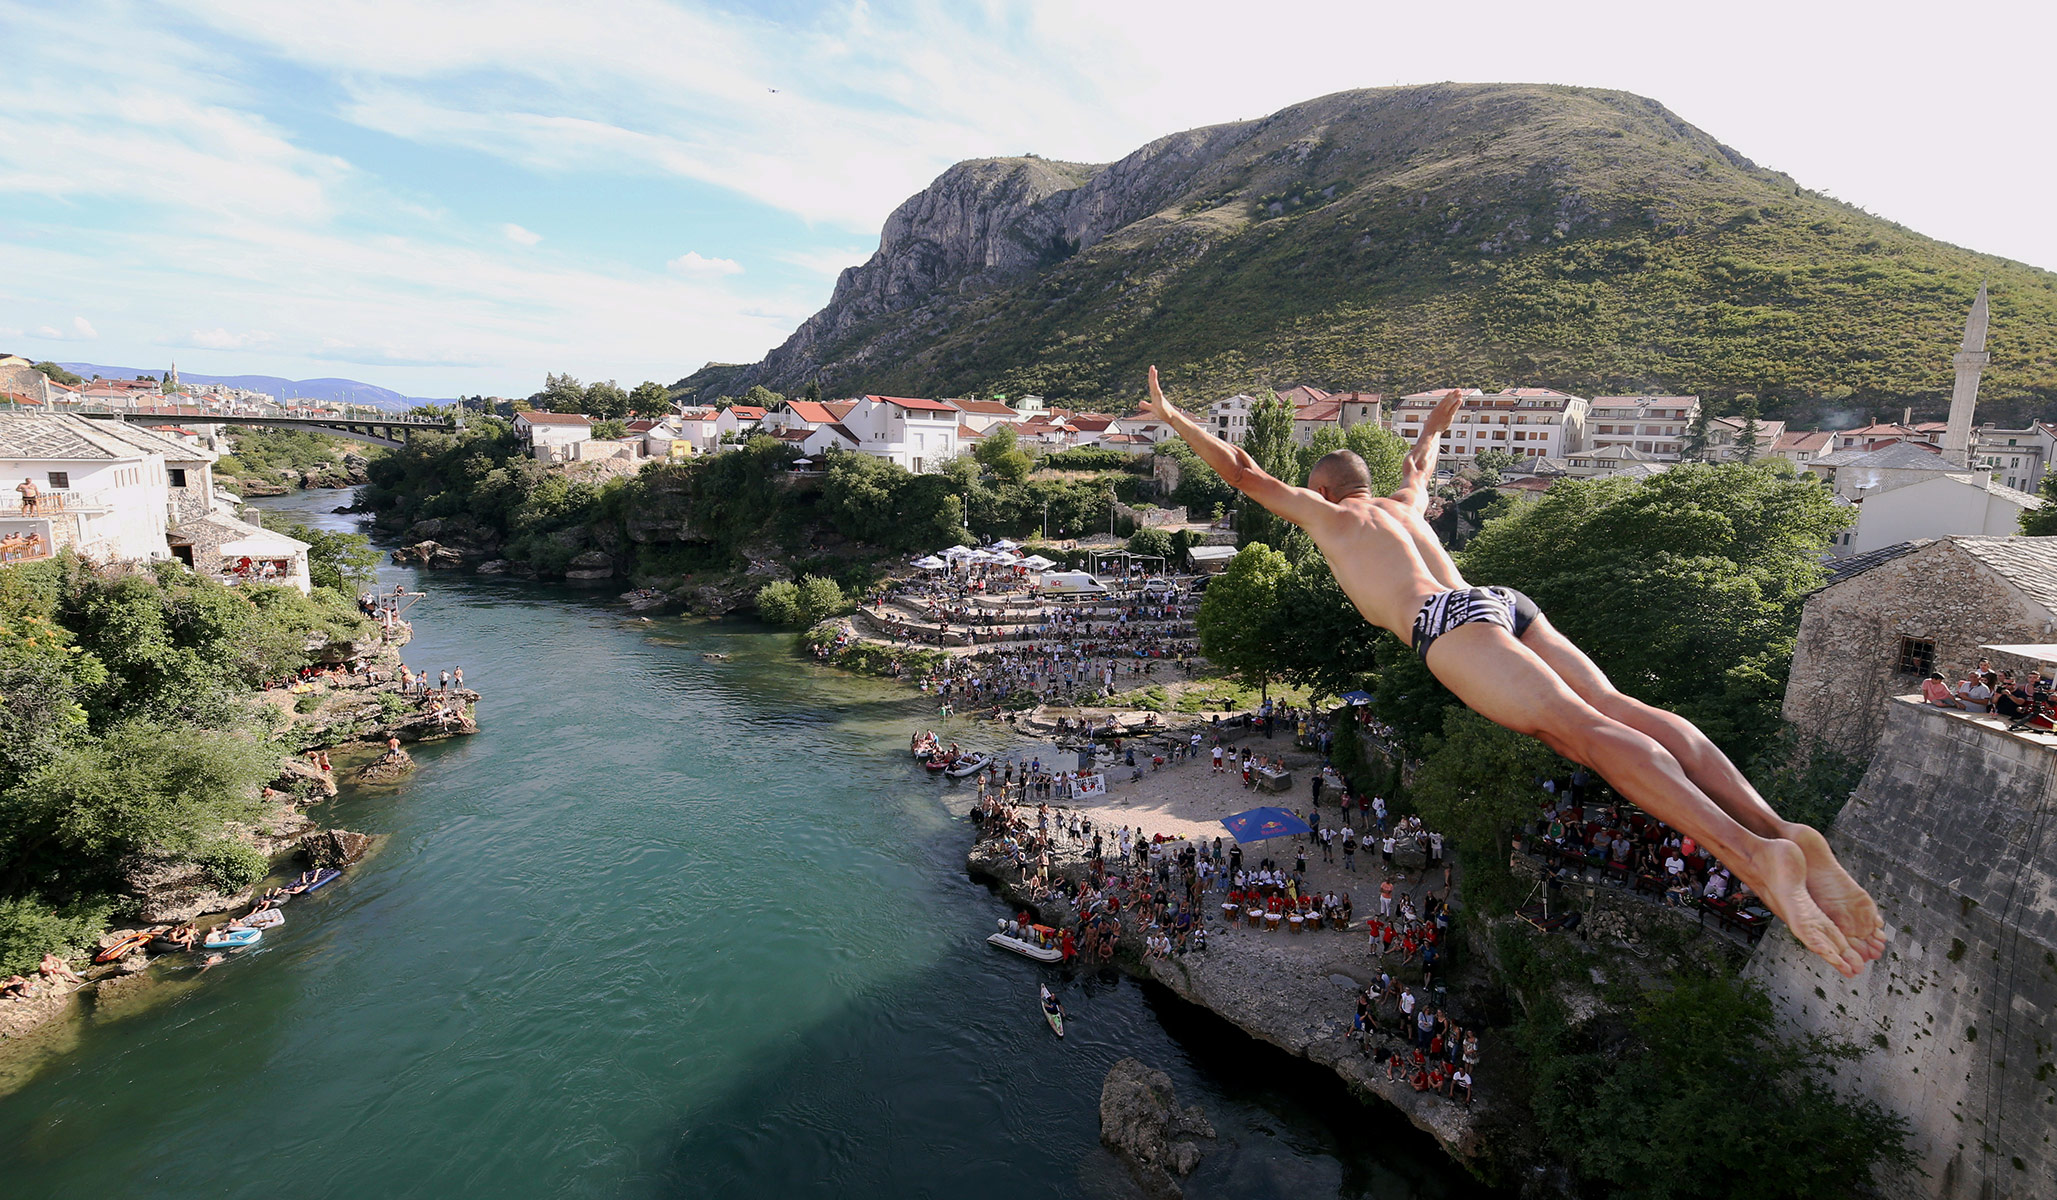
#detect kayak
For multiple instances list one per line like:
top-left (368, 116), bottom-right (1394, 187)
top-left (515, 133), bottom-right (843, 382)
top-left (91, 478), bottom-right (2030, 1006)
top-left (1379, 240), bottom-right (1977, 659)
top-left (203, 928), bottom-right (262, 950)
top-left (240, 908), bottom-right (286, 929)
top-left (94, 928), bottom-right (161, 963)
top-left (1040, 986), bottom-right (1065, 1039)
top-left (287, 868), bottom-right (341, 895)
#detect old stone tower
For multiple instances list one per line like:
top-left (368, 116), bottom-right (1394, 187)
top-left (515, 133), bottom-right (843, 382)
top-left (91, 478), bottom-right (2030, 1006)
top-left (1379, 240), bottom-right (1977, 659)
top-left (1941, 283), bottom-right (1990, 468)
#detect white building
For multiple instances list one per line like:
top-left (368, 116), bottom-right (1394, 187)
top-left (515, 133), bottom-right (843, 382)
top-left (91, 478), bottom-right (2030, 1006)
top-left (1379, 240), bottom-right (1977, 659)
top-left (1207, 395), bottom-right (1262, 444)
top-left (840, 395), bottom-right (962, 472)
top-left (513, 411), bottom-right (593, 461)
top-left (945, 397), bottom-right (1022, 435)
top-left (0, 413), bottom-right (183, 562)
top-left (1390, 388), bottom-right (1590, 462)
top-left (1973, 422), bottom-right (2056, 494)
top-left (1838, 473), bottom-right (2041, 556)
top-left (1703, 414), bottom-right (1786, 462)
top-left (673, 407), bottom-right (721, 454)
top-left (711, 404), bottom-right (767, 447)
top-left (1586, 396), bottom-right (1698, 461)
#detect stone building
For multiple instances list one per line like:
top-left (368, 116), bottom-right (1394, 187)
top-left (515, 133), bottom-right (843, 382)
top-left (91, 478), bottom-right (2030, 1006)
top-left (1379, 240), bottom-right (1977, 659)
top-left (1781, 536), bottom-right (2057, 760)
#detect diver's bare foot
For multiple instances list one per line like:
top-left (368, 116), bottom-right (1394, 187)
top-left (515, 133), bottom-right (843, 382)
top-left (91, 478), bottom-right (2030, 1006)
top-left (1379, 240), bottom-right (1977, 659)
top-left (1782, 822), bottom-right (1887, 962)
top-left (1751, 837), bottom-right (1867, 978)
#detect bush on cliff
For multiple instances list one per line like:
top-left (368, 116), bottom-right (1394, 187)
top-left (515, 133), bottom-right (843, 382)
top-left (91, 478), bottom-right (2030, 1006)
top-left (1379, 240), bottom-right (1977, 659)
top-left (756, 576), bottom-right (854, 627)
top-left (755, 580), bottom-right (803, 625)
top-left (1522, 972), bottom-right (1912, 1199)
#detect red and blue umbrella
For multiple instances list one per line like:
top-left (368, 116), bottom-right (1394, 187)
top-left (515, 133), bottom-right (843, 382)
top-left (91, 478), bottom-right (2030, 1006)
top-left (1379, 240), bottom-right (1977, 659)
top-left (1220, 806), bottom-right (1312, 843)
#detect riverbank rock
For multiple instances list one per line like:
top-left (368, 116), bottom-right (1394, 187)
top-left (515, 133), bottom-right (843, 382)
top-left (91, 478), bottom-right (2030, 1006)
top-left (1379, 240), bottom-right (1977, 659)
top-left (300, 828), bottom-right (373, 867)
top-left (1100, 1058), bottom-right (1215, 1197)
top-left (273, 755), bottom-right (338, 800)
top-left (564, 549), bottom-right (615, 581)
top-left (356, 748), bottom-right (415, 783)
top-left (123, 857), bottom-right (253, 924)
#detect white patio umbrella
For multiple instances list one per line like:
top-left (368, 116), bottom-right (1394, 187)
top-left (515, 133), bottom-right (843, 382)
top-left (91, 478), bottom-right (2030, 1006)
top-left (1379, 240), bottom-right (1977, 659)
top-left (911, 555), bottom-right (947, 569)
top-left (942, 544), bottom-right (976, 559)
top-left (991, 538), bottom-right (1021, 551)
top-left (1019, 554), bottom-right (1056, 570)
top-left (990, 550), bottom-right (1021, 564)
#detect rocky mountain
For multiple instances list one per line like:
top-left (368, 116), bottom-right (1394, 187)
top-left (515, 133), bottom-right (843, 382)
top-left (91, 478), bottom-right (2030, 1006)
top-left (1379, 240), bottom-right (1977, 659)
top-left (682, 83), bottom-right (2057, 425)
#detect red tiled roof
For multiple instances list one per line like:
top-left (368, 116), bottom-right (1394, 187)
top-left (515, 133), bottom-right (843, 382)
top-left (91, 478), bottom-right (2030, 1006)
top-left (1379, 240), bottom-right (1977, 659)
top-left (782, 400), bottom-right (841, 424)
top-left (823, 423), bottom-right (860, 444)
top-left (868, 394), bottom-right (956, 413)
top-left (956, 424), bottom-right (985, 438)
top-left (1275, 385), bottom-right (1332, 407)
top-left (824, 400), bottom-right (857, 420)
top-left (771, 428), bottom-right (810, 442)
top-left (1294, 400), bottom-right (1343, 422)
top-left (518, 411), bottom-right (592, 426)
top-left (1774, 430), bottom-right (1834, 451)
top-left (1328, 391), bottom-right (1383, 405)
top-left (1069, 415), bottom-right (1114, 432)
top-left (947, 397), bottom-right (1017, 415)
top-left (625, 419), bottom-right (659, 432)
top-left (725, 405), bottom-right (766, 420)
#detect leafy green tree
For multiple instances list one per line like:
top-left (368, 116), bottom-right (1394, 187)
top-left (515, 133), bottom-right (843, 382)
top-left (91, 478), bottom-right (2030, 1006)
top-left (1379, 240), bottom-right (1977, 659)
top-left (1458, 461), bottom-right (1848, 758)
top-left (796, 575), bottom-right (852, 623)
top-left (1126, 528), bottom-right (1174, 561)
top-left (1527, 973), bottom-right (1911, 1199)
top-left (593, 419), bottom-right (628, 440)
top-left (0, 897), bottom-right (110, 976)
top-left (1736, 396), bottom-right (1762, 461)
top-left (629, 381), bottom-right (673, 417)
top-left (755, 580), bottom-right (803, 624)
top-left (1269, 556), bottom-right (1388, 700)
top-left (1237, 396), bottom-right (1298, 551)
top-left (740, 384), bottom-right (785, 410)
top-left (258, 515), bottom-right (381, 592)
top-left (1160, 440), bottom-right (1238, 516)
top-left (1471, 447), bottom-right (1519, 486)
top-left (32, 362), bottom-right (82, 387)
top-left (1411, 708), bottom-right (1562, 859)
top-left (974, 425), bottom-right (1034, 484)
top-left (584, 381), bottom-right (631, 421)
top-left (1682, 405), bottom-right (1711, 461)
top-left (1196, 543), bottom-right (1291, 697)
top-left (2024, 471), bottom-right (2057, 535)
top-left (534, 372), bottom-right (586, 414)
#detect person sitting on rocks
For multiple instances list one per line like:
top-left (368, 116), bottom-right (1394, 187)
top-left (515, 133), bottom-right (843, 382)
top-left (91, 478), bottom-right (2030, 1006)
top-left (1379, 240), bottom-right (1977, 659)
top-left (2, 974), bottom-right (31, 998)
top-left (39, 953), bottom-right (82, 984)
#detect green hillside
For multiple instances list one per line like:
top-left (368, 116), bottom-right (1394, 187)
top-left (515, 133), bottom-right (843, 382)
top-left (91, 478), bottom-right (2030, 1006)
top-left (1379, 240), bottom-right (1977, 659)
top-left (686, 84), bottom-right (2057, 426)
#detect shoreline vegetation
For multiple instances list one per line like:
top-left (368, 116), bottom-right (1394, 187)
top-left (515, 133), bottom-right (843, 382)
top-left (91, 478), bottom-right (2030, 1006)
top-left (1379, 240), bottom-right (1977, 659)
top-left (0, 531), bottom-right (477, 1062)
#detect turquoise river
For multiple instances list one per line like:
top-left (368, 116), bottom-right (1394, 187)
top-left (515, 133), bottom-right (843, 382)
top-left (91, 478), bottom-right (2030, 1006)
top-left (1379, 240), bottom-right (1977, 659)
top-left (0, 489), bottom-right (1492, 1199)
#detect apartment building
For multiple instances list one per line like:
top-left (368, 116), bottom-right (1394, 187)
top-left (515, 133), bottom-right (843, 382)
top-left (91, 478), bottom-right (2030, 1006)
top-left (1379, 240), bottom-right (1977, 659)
top-left (1586, 395), bottom-right (1699, 461)
top-left (1389, 388), bottom-right (1589, 461)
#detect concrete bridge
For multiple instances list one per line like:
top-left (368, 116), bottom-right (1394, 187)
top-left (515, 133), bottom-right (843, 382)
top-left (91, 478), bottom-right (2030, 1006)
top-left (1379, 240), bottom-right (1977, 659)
top-left (76, 407), bottom-right (462, 448)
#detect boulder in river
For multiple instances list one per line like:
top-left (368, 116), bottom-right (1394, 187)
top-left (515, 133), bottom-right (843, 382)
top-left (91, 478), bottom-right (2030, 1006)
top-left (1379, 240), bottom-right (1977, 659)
top-left (299, 828), bottom-right (373, 867)
top-left (1099, 1057), bottom-right (1215, 1197)
top-left (356, 748), bottom-right (415, 784)
top-left (272, 755), bottom-right (338, 800)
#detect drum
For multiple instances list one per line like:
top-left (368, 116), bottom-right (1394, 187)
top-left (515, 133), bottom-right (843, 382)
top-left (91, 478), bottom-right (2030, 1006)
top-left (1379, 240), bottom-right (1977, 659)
top-left (1246, 908), bottom-right (1262, 928)
top-left (1265, 912), bottom-right (1283, 932)
top-left (1288, 914), bottom-right (1304, 934)
top-left (1221, 904), bottom-right (1239, 925)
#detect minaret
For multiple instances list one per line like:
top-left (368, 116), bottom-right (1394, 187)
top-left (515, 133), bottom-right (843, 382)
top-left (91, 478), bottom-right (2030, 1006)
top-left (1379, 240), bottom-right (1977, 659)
top-left (1941, 282), bottom-right (1989, 467)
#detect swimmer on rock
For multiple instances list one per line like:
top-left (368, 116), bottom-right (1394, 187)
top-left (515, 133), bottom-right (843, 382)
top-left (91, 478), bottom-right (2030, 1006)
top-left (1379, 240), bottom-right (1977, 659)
top-left (1143, 368), bottom-right (1885, 978)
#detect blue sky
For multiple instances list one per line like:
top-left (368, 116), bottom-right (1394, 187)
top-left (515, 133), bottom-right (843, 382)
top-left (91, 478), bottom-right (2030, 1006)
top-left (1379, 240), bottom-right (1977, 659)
top-left (2, 0), bottom-right (2050, 398)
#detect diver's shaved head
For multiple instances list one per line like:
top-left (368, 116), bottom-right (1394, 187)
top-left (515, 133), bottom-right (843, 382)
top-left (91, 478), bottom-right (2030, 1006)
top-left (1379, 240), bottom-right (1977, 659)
top-left (1309, 450), bottom-right (1372, 500)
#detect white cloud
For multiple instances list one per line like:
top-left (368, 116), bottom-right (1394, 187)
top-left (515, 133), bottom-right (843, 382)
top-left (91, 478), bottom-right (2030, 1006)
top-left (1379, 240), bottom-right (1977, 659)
top-left (25, 317), bottom-right (99, 341)
top-left (776, 246), bottom-right (875, 279)
top-left (501, 222), bottom-right (542, 246)
top-left (184, 328), bottom-right (272, 350)
top-left (668, 251), bottom-right (743, 277)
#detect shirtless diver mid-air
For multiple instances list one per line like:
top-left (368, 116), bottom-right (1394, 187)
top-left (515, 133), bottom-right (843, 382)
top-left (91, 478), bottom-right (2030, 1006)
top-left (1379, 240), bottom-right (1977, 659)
top-left (1143, 368), bottom-right (1885, 978)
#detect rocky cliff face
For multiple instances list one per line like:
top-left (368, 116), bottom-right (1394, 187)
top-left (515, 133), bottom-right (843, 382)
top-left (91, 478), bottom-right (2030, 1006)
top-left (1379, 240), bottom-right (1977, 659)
top-left (684, 82), bottom-right (2057, 419)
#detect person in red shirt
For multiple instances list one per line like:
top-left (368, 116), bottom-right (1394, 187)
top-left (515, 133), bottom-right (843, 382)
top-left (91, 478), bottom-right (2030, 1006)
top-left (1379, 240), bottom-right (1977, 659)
top-left (1060, 928), bottom-right (1077, 963)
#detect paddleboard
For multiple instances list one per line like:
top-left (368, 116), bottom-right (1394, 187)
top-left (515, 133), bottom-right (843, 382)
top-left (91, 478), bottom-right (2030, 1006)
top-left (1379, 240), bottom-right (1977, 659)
top-left (203, 928), bottom-right (262, 950)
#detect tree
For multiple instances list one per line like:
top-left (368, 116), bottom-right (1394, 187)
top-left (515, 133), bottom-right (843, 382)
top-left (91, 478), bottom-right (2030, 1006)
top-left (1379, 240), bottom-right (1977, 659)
top-left (1527, 974), bottom-right (1911, 1199)
top-left (592, 419), bottom-right (628, 440)
top-left (31, 362), bottom-right (82, 387)
top-left (1736, 396), bottom-right (1762, 461)
top-left (1682, 405), bottom-right (1711, 461)
top-left (628, 381), bottom-right (672, 417)
top-left (796, 575), bottom-right (852, 623)
top-left (1126, 528), bottom-right (1174, 562)
top-left (257, 515), bottom-right (381, 592)
top-left (584, 380), bottom-right (630, 421)
top-left (973, 425), bottom-right (1033, 484)
top-left (1472, 447), bottom-right (1519, 486)
top-left (1237, 395), bottom-right (1299, 552)
top-left (755, 580), bottom-right (802, 624)
top-left (534, 372), bottom-right (585, 414)
top-left (740, 385), bottom-right (784, 411)
top-left (1196, 543), bottom-right (1291, 697)
top-left (1457, 461), bottom-right (1849, 759)
top-left (2023, 470), bottom-right (2057, 534)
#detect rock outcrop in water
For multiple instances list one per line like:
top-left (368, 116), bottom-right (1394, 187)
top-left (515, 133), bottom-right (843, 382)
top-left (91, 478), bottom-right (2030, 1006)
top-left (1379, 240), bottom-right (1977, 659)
top-left (356, 748), bottom-right (415, 784)
top-left (299, 828), bottom-right (373, 868)
top-left (1099, 1057), bottom-right (1215, 1198)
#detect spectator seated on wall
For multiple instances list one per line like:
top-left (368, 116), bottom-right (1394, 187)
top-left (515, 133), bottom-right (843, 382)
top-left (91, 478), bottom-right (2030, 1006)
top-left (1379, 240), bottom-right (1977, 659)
top-left (1953, 671), bottom-right (1996, 712)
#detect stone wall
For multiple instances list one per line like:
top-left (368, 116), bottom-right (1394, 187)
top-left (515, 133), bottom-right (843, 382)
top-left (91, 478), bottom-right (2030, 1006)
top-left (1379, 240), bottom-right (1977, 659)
top-left (1114, 499), bottom-right (1188, 529)
top-left (1745, 698), bottom-right (2057, 1200)
top-left (1783, 540), bottom-right (2057, 759)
